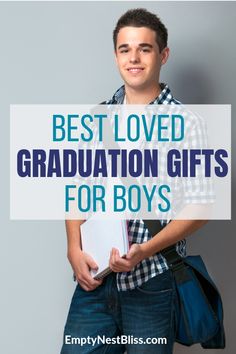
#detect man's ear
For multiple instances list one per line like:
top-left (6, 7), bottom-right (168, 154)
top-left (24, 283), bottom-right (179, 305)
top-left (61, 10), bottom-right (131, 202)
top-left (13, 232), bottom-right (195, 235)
top-left (161, 47), bottom-right (170, 65)
top-left (114, 51), bottom-right (118, 66)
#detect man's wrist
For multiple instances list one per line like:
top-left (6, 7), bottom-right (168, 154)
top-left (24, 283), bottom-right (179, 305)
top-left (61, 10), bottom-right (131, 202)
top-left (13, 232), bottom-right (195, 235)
top-left (140, 241), bottom-right (156, 259)
top-left (67, 244), bottom-right (83, 258)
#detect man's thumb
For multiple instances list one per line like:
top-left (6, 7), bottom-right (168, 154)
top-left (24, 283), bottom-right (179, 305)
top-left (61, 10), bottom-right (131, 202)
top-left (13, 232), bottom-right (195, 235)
top-left (126, 244), bottom-right (138, 260)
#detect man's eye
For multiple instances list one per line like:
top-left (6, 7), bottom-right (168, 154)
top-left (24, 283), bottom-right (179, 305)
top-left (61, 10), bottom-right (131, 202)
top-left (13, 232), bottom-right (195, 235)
top-left (120, 49), bottom-right (128, 53)
top-left (141, 48), bottom-right (151, 53)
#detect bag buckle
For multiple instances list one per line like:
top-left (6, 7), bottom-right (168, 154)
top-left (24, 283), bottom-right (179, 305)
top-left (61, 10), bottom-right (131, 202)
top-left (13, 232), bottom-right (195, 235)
top-left (169, 258), bottom-right (185, 272)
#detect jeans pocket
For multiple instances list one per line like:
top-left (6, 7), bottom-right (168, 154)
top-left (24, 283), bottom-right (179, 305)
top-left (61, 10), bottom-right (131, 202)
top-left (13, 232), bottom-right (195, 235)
top-left (136, 271), bottom-right (173, 295)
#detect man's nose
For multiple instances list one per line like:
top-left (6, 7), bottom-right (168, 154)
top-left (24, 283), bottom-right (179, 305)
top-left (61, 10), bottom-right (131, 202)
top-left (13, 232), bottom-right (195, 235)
top-left (129, 50), bottom-right (140, 63)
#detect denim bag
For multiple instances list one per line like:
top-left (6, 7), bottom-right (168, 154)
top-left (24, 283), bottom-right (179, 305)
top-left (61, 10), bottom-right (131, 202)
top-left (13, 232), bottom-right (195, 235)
top-left (144, 220), bottom-right (225, 348)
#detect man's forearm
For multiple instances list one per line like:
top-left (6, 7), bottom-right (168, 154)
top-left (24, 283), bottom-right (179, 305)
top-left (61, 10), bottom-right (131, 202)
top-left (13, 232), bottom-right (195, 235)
top-left (65, 220), bottom-right (84, 251)
top-left (142, 219), bottom-right (208, 259)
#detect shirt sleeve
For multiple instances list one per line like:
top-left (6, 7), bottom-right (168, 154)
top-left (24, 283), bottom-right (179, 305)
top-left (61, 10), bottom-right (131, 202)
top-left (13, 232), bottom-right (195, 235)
top-left (181, 111), bottom-right (215, 204)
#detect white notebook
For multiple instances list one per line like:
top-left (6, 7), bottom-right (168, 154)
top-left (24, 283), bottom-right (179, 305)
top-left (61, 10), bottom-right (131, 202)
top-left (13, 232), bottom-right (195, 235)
top-left (80, 218), bottom-right (129, 279)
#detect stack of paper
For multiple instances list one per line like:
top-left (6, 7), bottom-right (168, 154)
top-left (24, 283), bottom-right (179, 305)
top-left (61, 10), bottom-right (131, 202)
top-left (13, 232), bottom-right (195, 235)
top-left (80, 218), bottom-right (129, 279)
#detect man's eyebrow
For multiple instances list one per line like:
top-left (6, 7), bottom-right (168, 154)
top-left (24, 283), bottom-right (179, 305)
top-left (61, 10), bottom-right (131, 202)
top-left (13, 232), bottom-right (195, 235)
top-left (117, 44), bottom-right (129, 50)
top-left (139, 43), bottom-right (153, 48)
top-left (117, 43), bottom-right (153, 50)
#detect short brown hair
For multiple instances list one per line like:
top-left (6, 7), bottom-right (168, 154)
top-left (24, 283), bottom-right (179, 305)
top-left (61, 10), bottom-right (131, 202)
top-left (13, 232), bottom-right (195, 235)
top-left (113, 8), bottom-right (168, 53)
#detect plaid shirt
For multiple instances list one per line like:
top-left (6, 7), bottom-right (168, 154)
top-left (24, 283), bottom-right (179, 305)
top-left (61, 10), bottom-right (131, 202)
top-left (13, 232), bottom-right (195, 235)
top-left (105, 83), bottom-right (188, 291)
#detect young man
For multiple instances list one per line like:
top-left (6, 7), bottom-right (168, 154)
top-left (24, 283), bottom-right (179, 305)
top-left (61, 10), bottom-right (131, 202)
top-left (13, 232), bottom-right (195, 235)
top-left (61, 9), bottom-right (207, 354)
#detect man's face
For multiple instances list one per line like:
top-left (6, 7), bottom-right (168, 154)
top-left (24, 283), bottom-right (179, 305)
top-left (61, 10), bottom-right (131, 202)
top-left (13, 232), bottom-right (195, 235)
top-left (115, 26), bottom-right (169, 91)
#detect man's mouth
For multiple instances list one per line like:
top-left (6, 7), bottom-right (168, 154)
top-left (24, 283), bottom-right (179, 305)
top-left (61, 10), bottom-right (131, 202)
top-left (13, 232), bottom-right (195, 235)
top-left (127, 67), bottom-right (144, 73)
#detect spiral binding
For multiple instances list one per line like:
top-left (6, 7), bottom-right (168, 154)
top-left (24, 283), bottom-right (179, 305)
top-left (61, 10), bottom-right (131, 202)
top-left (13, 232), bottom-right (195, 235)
top-left (73, 267), bottom-right (113, 282)
top-left (94, 267), bottom-right (112, 280)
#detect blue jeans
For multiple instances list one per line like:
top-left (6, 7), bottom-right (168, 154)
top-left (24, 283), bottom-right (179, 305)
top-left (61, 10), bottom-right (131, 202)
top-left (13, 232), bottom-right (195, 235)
top-left (61, 270), bottom-right (177, 354)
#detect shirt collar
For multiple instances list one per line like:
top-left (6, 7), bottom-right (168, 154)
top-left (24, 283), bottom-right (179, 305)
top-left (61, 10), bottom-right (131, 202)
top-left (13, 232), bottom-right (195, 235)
top-left (109, 83), bottom-right (175, 105)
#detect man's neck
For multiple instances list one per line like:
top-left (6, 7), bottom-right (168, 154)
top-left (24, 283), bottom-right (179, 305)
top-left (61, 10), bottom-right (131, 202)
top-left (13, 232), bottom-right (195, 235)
top-left (125, 84), bottom-right (161, 104)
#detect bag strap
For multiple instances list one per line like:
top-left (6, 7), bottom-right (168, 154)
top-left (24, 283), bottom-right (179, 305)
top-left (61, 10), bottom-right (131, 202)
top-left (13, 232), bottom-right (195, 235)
top-left (143, 220), bottom-right (185, 272)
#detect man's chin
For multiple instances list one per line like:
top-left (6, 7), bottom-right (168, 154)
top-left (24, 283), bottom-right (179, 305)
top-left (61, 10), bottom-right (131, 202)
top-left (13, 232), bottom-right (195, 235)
top-left (124, 80), bottom-right (149, 92)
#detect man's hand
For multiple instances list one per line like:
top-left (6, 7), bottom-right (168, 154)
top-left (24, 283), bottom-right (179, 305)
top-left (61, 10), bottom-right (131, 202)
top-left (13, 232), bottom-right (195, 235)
top-left (109, 243), bottom-right (146, 272)
top-left (68, 246), bottom-right (103, 291)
